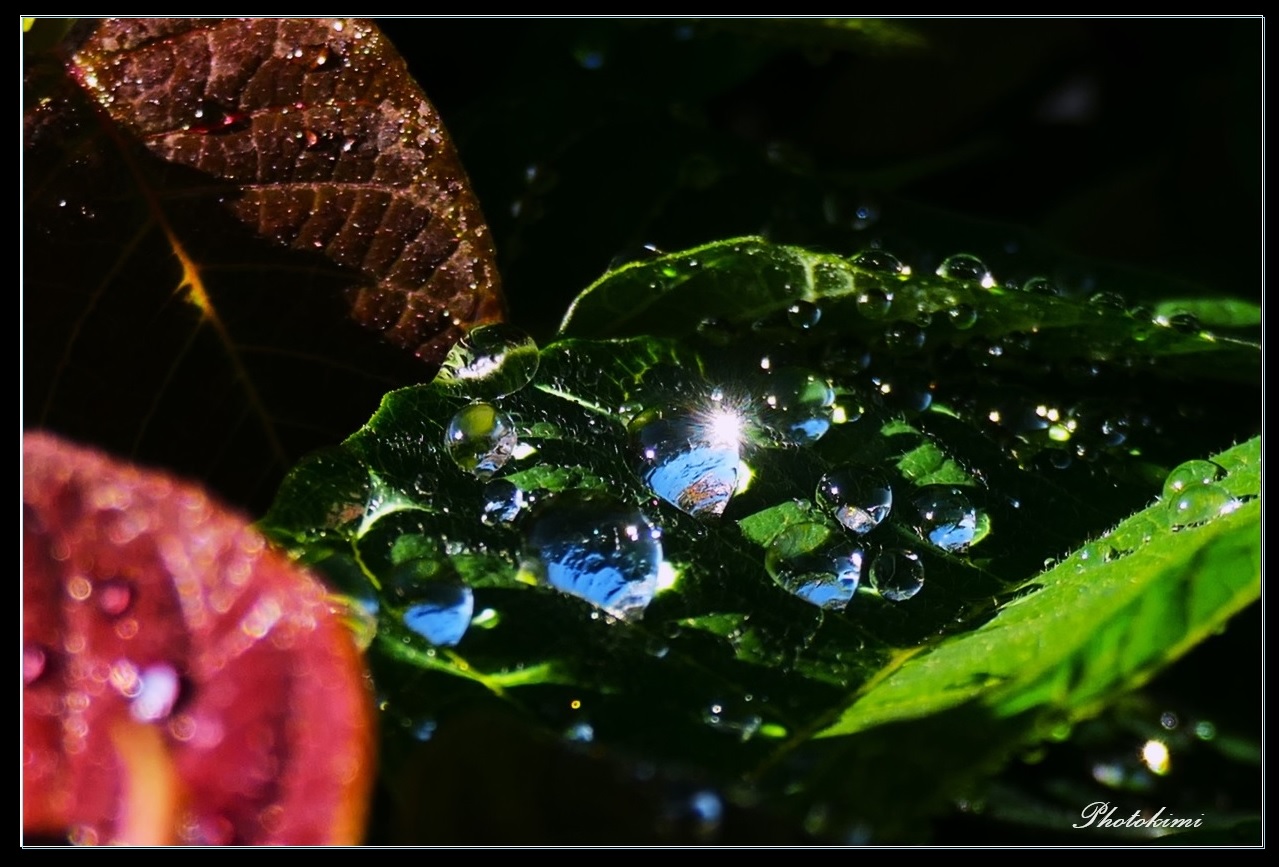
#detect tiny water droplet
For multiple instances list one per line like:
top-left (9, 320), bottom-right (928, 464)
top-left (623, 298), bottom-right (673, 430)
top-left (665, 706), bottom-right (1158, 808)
top-left (910, 486), bottom-right (978, 553)
top-left (869, 549), bottom-right (924, 601)
top-left (882, 323), bottom-right (926, 353)
top-left (521, 492), bottom-right (663, 620)
top-left (402, 584), bottom-right (475, 647)
top-left (437, 324), bottom-right (539, 399)
top-left (947, 304), bottom-right (978, 330)
top-left (445, 401), bottom-right (517, 478)
top-left (787, 300), bottom-right (821, 330)
top-left (1088, 290), bottom-right (1128, 310)
top-left (852, 249), bottom-right (904, 275)
top-left (816, 467), bottom-right (892, 534)
top-left (1022, 276), bottom-right (1062, 297)
top-left (757, 367), bottom-right (835, 446)
top-left (936, 253), bottom-right (992, 287)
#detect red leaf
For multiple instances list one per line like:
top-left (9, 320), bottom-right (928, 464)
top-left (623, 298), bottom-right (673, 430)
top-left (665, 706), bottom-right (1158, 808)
top-left (22, 432), bottom-right (376, 845)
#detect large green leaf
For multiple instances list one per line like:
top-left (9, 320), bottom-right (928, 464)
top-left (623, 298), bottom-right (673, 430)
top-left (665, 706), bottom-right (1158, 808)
top-left (262, 236), bottom-right (1258, 840)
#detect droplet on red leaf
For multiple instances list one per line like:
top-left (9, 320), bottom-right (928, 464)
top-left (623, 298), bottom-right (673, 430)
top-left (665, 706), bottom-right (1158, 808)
top-left (22, 432), bottom-right (376, 845)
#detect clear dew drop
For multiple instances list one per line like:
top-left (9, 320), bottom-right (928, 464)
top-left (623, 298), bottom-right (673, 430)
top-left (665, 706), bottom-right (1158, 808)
top-left (787, 300), bottom-right (821, 330)
top-left (852, 249), bottom-right (904, 275)
top-left (96, 577), bottom-right (135, 617)
top-left (445, 401), bottom-right (517, 479)
top-left (436, 324), bottom-right (539, 399)
top-left (947, 303), bottom-right (978, 330)
top-left (1021, 276), bottom-right (1063, 297)
top-left (765, 526), bottom-right (864, 610)
top-left (1168, 483), bottom-right (1239, 530)
top-left (481, 479), bottom-right (527, 525)
top-left (402, 583), bottom-right (475, 647)
top-left (910, 486), bottom-right (979, 553)
top-left (869, 549), bottom-right (925, 602)
top-left (1167, 312), bottom-right (1202, 335)
top-left (936, 253), bottom-right (993, 286)
top-left (635, 409), bottom-right (741, 519)
top-left (854, 285), bottom-right (893, 320)
top-left (1161, 459), bottom-right (1224, 499)
top-left (757, 367), bottom-right (835, 446)
top-left (521, 491), bottom-right (663, 620)
top-left (816, 467), bottom-right (892, 534)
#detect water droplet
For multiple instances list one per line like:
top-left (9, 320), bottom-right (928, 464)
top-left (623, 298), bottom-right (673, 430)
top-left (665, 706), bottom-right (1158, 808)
top-left (854, 285), bottom-right (893, 320)
top-left (96, 577), bottom-right (134, 617)
top-left (23, 643), bottom-right (48, 685)
top-left (635, 408), bottom-right (742, 519)
top-left (1022, 276), bottom-right (1062, 297)
top-left (787, 300), bottom-right (821, 330)
top-left (757, 367), bottom-right (835, 446)
top-left (1168, 312), bottom-right (1202, 335)
top-left (131, 663), bottom-right (182, 722)
top-left (402, 584), bottom-right (475, 647)
top-left (910, 486), bottom-right (978, 553)
top-left (1160, 711), bottom-right (1179, 730)
top-left (852, 249), bottom-right (904, 275)
top-left (816, 467), bottom-right (892, 534)
top-left (1161, 459), bottom-right (1224, 499)
top-left (1088, 290), bottom-right (1127, 310)
top-left (1168, 483), bottom-right (1239, 530)
top-left (936, 253), bottom-right (993, 287)
top-left (481, 479), bottom-right (527, 525)
top-left (765, 527), bottom-right (863, 610)
top-left (660, 787), bottom-right (723, 841)
top-left (521, 492), bottom-right (663, 620)
top-left (869, 549), bottom-right (924, 601)
top-left (445, 401), bottom-right (517, 478)
top-left (947, 303), bottom-right (978, 330)
top-left (436, 324), bottom-right (539, 399)
top-left (696, 317), bottom-right (734, 346)
top-left (882, 323), bottom-right (926, 353)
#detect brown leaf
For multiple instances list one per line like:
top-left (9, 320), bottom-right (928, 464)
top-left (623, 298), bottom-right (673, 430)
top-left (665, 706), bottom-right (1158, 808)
top-left (23, 431), bottom-right (376, 845)
top-left (67, 17), bottom-right (504, 362)
top-left (24, 18), bottom-right (503, 510)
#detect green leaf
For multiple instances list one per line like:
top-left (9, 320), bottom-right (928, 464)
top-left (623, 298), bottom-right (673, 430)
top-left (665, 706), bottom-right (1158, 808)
top-left (262, 229), bottom-right (1258, 838)
top-left (817, 436), bottom-right (1259, 739)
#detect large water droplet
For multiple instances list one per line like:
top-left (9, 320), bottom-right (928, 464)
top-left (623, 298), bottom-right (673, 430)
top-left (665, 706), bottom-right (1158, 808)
top-left (869, 549), bottom-right (924, 601)
top-left (910, 486), bottom-right (979, 553)
top-left (1168, 483), bottom-right (1239, 530)
top-left (436, 324), bottom-right (539, 399)
top-left (757, 367), bottom-right (835, 446)
top-left (1161, 459), bottom-right (1224, 499)
top-left (816, 467), bottom-right (892, 534)
top-left (481, 479), bottom-right (528, 525)
top-left (521, 492), bottom-right (663, 620)
top-left (635, 408), bottom-right (741, 519)
top-left (765, 526), bottom-right (864, 610)
top-left (855, 285), bottom-right (894, 320)
top-left (445, 401), bottom-right (517, 478)
top-left (947, 303), bottom-right (978, 330)
top-left (402, 584), bottom-right (475, 647)
top-left (936, 253), bottom-right (993, 287)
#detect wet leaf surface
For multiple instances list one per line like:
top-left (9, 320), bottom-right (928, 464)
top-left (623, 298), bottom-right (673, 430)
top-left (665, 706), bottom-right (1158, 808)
top-left (23, 431), bottom-right (375, 845)
top-left (262, 235), bottom-right (1258, 841)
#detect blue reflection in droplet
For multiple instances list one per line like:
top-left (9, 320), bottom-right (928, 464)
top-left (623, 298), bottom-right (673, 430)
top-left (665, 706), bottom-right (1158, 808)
top-left (636, 412), bottom-right (740, 518)
top-left (402, 584), bottom-right (475, 647)
top-left (911, 486), bottom-right (978, 553)
top-left (523, 492), bottom-right (663, 620)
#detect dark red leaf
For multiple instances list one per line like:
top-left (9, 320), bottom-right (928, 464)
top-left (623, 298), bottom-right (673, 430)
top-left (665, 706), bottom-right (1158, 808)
top-left (66, 17), bottom-right (504, 362)
top-left (24, 18), bottom-right (502, 510)
top-left (23, 431), bottom-right (376, 845)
